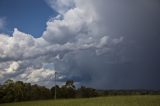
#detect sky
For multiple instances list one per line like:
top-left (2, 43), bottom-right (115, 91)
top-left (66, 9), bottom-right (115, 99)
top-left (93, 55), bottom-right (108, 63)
top-left (0, 0), bottom-right (160, 89)
top-left (0, 0), bottom-right (57, 37)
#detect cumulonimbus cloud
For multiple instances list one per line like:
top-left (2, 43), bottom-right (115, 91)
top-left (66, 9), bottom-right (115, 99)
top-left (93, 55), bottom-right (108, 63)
top-left (1, 0), bottom-right (159, 89)
top-left (1, 0), bottom-right (121, 86)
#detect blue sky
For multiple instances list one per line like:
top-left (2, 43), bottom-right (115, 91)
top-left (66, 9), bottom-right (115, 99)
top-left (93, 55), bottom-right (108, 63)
top-left (0, 0), bottom-right (57, 37)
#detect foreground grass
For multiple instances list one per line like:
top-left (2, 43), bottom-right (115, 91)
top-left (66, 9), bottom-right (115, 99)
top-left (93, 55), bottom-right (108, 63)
top-left (0, 95), bottom-right (160, 106)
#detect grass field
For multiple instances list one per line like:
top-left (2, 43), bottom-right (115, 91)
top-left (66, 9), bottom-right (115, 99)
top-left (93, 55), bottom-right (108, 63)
top-left (0, 95), bottom-right (160, 106)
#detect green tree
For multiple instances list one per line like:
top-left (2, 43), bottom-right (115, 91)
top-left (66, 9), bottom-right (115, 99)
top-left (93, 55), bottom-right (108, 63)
top-left (77, 86), bottom-right (98, 98)
top-left (51, 85), bottom-right (62, 98)
top-left (65, 80), bottom-right (75, 89)
top-left (2, 79), bottom-right (15, 103)
top-left (14, 81), bottom-right (25, 101)
top-left (62, 80), bottom-right (76, 98)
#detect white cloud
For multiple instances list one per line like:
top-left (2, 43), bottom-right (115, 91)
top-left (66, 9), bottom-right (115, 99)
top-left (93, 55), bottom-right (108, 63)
top-left (0, 0), bottom-right (124, 87)
top-left (46, 0), bottom-right (75, 14)
top-left (0, 61), bottom-right (21, 80)
top-left (0, 28), bottom-right (51, 60)
top-left (43, 7), bottom-right (95, 44)
top-left (23, 68), bottom-right (55, 83)
top-left (7, 61), bottom-right (20, 73)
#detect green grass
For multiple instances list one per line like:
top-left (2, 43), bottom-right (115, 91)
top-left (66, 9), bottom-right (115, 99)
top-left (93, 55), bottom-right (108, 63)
top-left (0, 95), bottom-right (160, 106)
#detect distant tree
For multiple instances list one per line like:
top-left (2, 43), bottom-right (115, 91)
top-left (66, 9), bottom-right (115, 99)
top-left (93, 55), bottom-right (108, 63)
top-left (1, 79), bottom-right (160, 104)
top-left (77, 86), bottom-right (98, 98)
top-left (64, 80), bottom-right (76, 98)
top-left (50, 80), bottom-right (76, 99)
top-left (14, 81), bottom-right (25, 101)
top-left (39, 86), bottom-right (51, 99)
top-left (1, 79), bottom-right (15, 103)
top-left (30, 84), bottom-right (40, 100)
top-left (65, 80), bottom-right (75, 89)
top-left (60, 85), bottom-right (76, 98)
top-left (0, 84), bottom-right (4, 103)
top-left (51, 85), bottom-right (63, 98)
top-left (3, 79), bottom-right (14, 86)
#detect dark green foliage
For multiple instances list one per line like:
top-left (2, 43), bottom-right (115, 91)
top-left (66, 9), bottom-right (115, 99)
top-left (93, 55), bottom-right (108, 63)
top-left (65, 80), bottom-right (75, 89)
top-left (0, 80), bottom-right (51, 103)
top-left (0, 79), bottom-right (160, 104)
top-left (77, 86), bottom-right (98, 98)
top-left (0, 79), bottom-right (81, 103)
top-left (61, 80), bottom-right (76, 98)
top-left (51, 85), bottom-right (61, 98)
top-left (50, 80), bottom-right (76, 98)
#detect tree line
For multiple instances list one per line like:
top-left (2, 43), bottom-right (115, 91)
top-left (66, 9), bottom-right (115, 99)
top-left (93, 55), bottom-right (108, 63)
top-left (0, 79), bottom-right (160, 103)
top-left (0, 79), bottom-right (97, 103)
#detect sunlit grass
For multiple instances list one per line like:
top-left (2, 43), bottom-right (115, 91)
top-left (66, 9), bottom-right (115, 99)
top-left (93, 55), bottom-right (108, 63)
top-left (0, 95), bottom-right (160, 106)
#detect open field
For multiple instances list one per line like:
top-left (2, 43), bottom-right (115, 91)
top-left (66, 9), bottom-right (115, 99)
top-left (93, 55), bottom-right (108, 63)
top-left (0, 95), bottom-right (160, 106)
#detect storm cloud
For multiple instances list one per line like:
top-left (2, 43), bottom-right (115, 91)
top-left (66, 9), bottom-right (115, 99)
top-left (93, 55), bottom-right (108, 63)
top-left (0, 0), bottom-right (160, 89)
